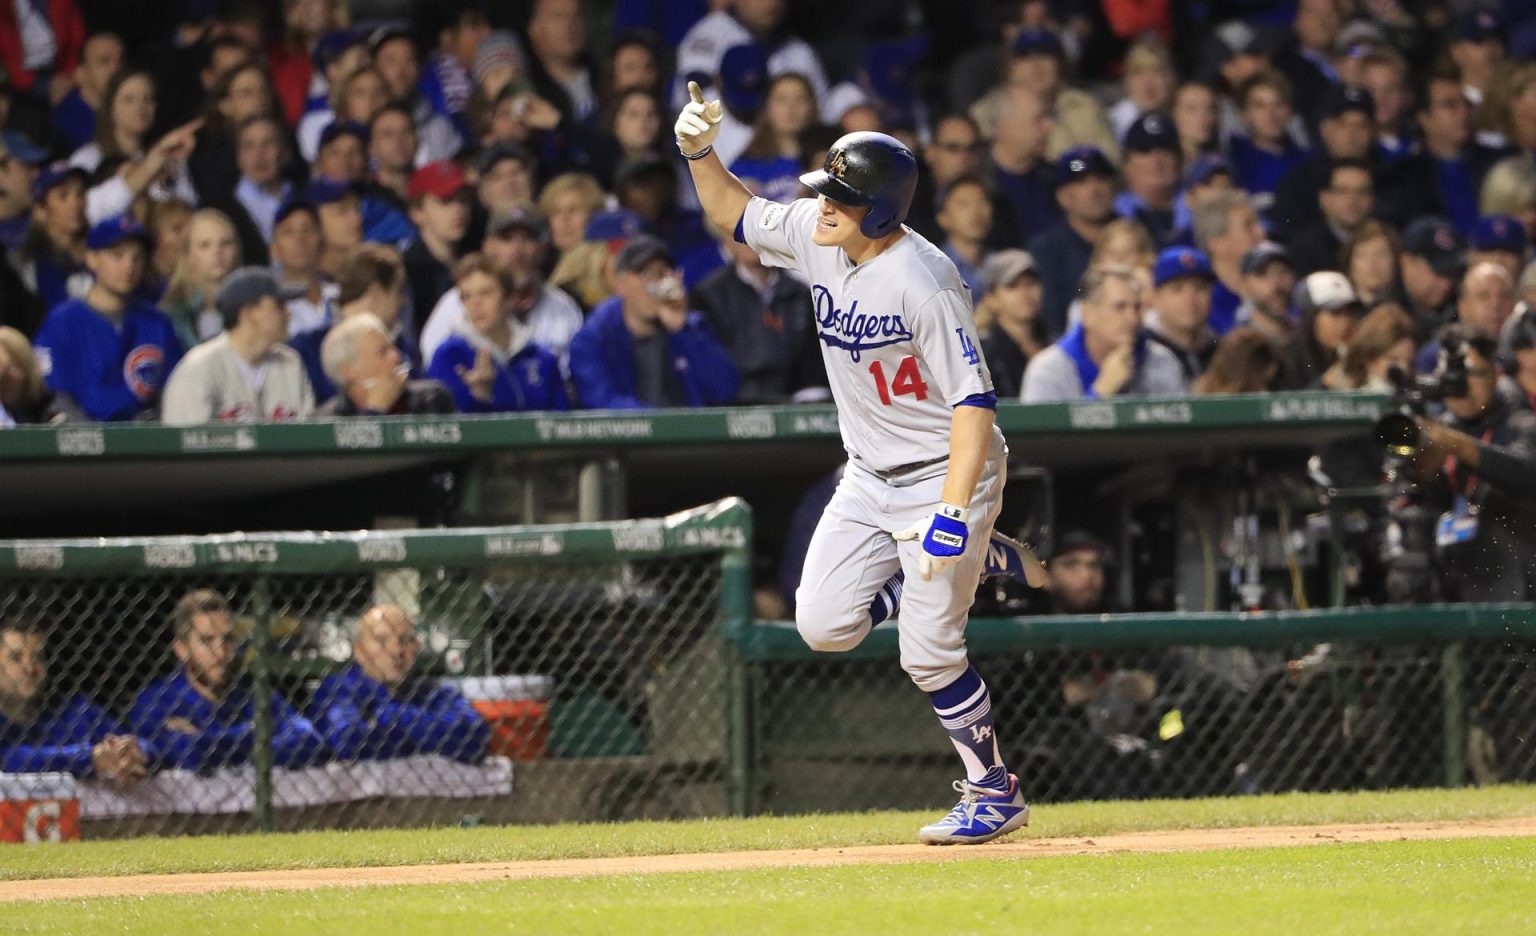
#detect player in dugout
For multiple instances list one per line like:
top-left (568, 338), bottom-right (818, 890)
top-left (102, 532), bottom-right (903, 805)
top-left (676, 81), bottom-right (1047, 844)
top-left (132, 589), bottom-right (329, 771)
top-left (0, 617), bottom-right (154, 786)
top-left (306, 605), bottom-right (490, 764)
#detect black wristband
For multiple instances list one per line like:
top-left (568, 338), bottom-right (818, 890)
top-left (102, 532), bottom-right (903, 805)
top-left (679, 143), bottom-right (713, 161)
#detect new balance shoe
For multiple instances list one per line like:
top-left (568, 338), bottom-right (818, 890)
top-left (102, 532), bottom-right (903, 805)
top-left (983, 532), bottom-right (1049, 588)
top-left (918, 773), bottom-right (1030, 845)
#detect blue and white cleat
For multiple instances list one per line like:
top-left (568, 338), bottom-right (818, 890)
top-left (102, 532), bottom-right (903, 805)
top-left (983, 532), bottom-right (1049, 589)
top-left (918, 773), bottom-right (1031, 845)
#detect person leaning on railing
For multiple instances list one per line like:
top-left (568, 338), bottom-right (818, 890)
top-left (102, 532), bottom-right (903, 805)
top-left (0, 617), bottom-right (155, 788)
top-left (131, 589), bottom-right (329, 771)
top-left (306, 605), bottom-right (490, 764)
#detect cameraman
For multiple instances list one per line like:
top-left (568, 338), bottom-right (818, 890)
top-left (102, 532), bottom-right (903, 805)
top-left (1415, 325), bottom-right (1536, 600)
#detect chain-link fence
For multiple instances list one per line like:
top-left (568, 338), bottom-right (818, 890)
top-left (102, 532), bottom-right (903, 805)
top-left (2, 504), bottom-right (1532, 842)
top-left (732, 607), bottom-right (1536, 815)
top-left (0, 500), bottom-right (753, 841)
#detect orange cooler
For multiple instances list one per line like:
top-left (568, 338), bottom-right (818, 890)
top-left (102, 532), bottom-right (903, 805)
top-left (455, 676), bottom-right (554, 761)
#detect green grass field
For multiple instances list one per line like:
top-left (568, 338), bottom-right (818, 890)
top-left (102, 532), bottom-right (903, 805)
top-left (4, 786), bottom-right (1535, 934)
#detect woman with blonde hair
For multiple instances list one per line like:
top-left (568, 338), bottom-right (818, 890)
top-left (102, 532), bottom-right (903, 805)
top-left (1480, 156), bottom-right (1536, 247)
top-left (1192, 327), bottom-right (1281, 394)
top-left (298, 66), bottom-right (389, 162)
top-left (1062, 218), bottom-right (1157, 329)
top-left (549, 240), bottom-right (615, 313)
top-left (1109, 37), bottom-right (1176, 142)
top-left (142, 198), bottom-right (195, 303)
top-left (0, 327), bottom-right (73, 424)
top-left (160, 209), bottom-right (243, 348)
top-left (537, 173), bottom-right (608, 265)
top-left (1324, 302), bottom-right (1421, 391)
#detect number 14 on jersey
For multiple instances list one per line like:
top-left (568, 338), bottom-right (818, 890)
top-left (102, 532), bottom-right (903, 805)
top-left (869, 356), bottom-right (928, 406)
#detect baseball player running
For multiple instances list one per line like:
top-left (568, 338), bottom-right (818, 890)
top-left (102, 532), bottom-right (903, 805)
top-left (678, 83), bottom-right (1044, 844)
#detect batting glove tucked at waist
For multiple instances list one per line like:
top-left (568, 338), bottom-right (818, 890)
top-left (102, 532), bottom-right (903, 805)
top-left (894, 503), bottom-right (970, 580)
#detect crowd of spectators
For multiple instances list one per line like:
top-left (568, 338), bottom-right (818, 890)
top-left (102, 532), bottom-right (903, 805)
top-left (1, 0), bottom-right (1536, 429)
top-left (0, 592), bottom-right (490, 784)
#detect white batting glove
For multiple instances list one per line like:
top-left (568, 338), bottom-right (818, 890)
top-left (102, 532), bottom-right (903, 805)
top-left (675, 80), bottom-right (723, 156)
top-left (893, 503), bottom-right (970, 580)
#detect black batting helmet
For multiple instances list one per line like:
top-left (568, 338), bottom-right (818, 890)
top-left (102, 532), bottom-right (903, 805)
top-left (799, 131), bottom-right (918, 239)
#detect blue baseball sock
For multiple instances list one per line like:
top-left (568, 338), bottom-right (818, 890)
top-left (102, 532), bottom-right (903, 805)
top-left (868, 572), bottom-right (904, 626)
top-left (928, 665), bottom-right (1009, 792)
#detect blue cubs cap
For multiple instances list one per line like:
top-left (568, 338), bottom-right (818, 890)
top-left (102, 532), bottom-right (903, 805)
top-left (865, 36), bottom-right (928, 128)
top-left (1185, 154), bottom-right (1232, 188)
top-left (1470, 215), bottom-right (1527, 253)
top-left (718, 43), bottom-right (769, 118)
top-left (312, 29), bottom-right (363, 73)
top-left (301, 177), bottom-right (358, 206)
top-left (1124, 112), bottom-right (1180, 154)
top-left (584, 208), bottom-right (645, 243)
top-left (0, 129), bottom-right (46, 166)
top-left (1153, 246), bottom-right (1214, 287)
top-left (1055, 146), bottom-right (1115, 186)
top-left (86, 214), bottom-right (149, 251)
top-left (1457, 9), bottom-right (1503, 42)
top-left (33, 161), bottom-right (87, 201)
top-left (1012, 28), bottom-right (1064, 59)
top-left (318, 120), bottom-right (369, 151)
top-left (1402, 216), bottom-right (1465, 276)
top-left (215, 266), bottom-right (304, 321)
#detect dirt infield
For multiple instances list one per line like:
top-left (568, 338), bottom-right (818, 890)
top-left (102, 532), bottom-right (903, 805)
top-left (5, 816), bottom-right (1534, 904)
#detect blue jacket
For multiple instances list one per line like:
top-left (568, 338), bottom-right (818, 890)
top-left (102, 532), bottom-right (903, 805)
top-left (1, 694), bottom-right (159, 778)
top-left (34, 297), bottom-right (183, 421)
top-left (569, 296), bottom-right (739, 409)
top-left (131, 672), bottom-right (328, 771)
top-left (307, 664), bottom-right (490, 763)
top-left (426, 334), bottom-right (569, 413)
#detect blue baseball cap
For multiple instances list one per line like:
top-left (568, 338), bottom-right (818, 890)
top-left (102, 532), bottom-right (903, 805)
top-left (1055, 146), bottom-right (1115, 186)
top-left (584, 208), bottom-right (645, 243)
top-left (301, 177), bottom-right (358, 206)
top-left (1457, 9), bottom-right (1503, 42)
top-left (718, 44), bottom-right (769, 119)
top-left (318, 121), bottom-right (369, 151)
top-left (1470, 215), bottom-right (1527, 253)
top-left (86, 214), bottom-right (149, 251)
top-left (1153, 246), bottom-right (1214, 287)
top-left (865, 36), bottom-right (928, 128)
top-left (0, 129), bottom-right (46, 166)
top-left (312, 28), bottom-right (363, 73)
top-left (1124, 112), bottom-right (1180, 154)
top-left (1012, 27), bottom-right (1064, 59)
top-left (33, 161), bottom-right (88, 201)
top-left (1185, 154), bottom-right (1232, 188)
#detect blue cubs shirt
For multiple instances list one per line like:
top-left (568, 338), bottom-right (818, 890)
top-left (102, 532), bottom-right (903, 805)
top-left (33, 297), bottom-right (184, 421)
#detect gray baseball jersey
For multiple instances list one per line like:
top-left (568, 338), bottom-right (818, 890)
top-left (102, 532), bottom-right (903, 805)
top-left (741, 196), bottom-right (1002, 474)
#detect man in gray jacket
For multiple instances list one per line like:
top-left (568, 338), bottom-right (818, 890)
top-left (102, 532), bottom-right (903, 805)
top-left (1020, 265), bottom-right (1185, 402)
top-left (161, 268), bottom-right (316, 424)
